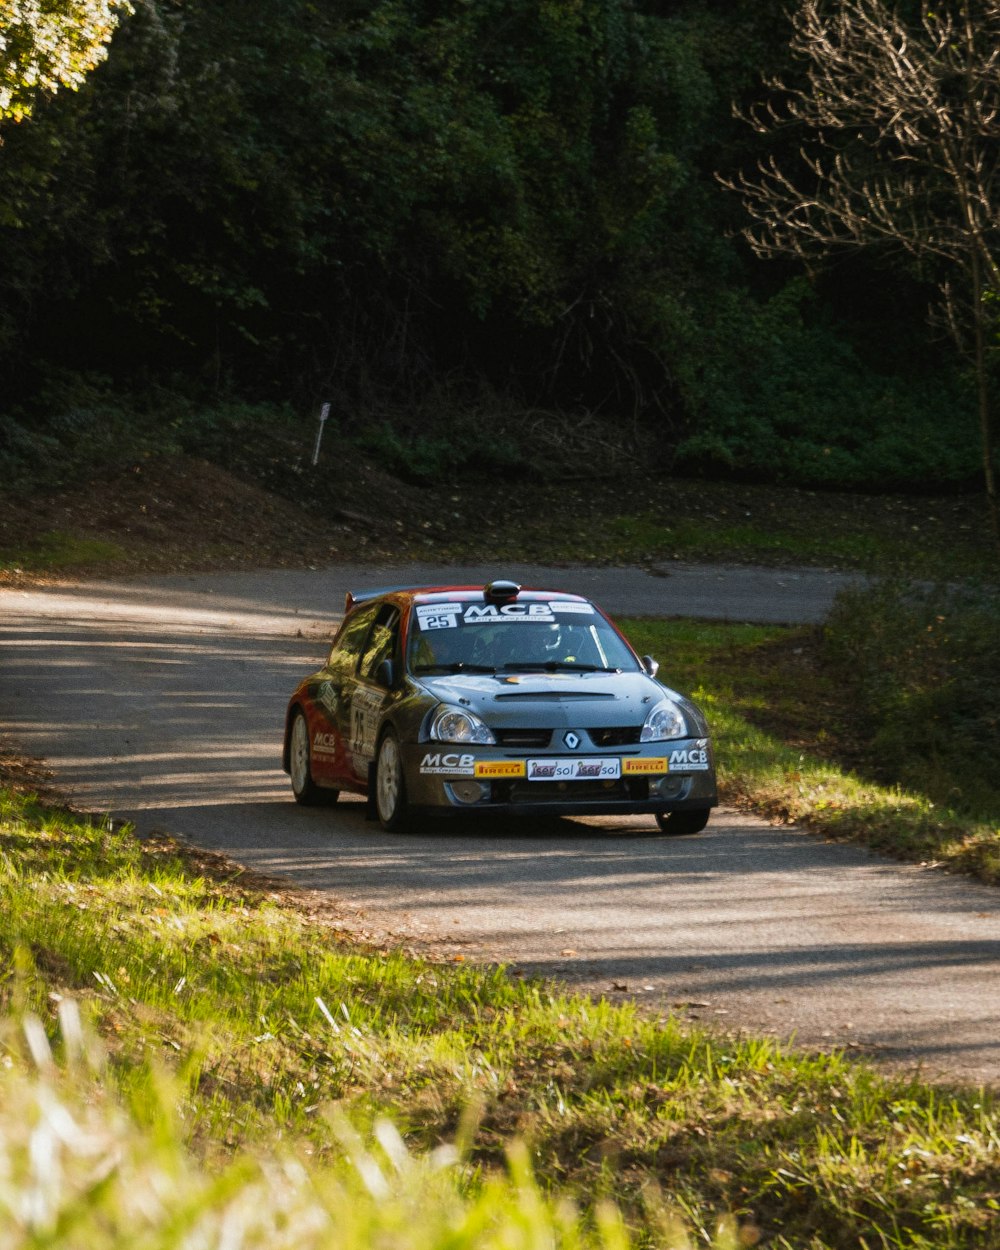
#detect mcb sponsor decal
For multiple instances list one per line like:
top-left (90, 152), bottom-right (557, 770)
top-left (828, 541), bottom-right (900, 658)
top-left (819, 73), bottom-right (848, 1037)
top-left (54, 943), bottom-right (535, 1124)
top-left (419, 752), bottom-right (475, 776)
top-left (312, 731), bottom-right (339, 757)
top-left (463, 603), bottom-right (555, 624)
top-left (416, 599), bottom-right (595, 631)
top-left (667, 742), bottom-right (711, 771)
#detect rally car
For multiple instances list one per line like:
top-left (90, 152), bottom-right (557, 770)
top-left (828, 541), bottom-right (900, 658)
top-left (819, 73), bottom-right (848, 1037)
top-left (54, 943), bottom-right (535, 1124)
top-left (282, 580), bottom-right (717, 833)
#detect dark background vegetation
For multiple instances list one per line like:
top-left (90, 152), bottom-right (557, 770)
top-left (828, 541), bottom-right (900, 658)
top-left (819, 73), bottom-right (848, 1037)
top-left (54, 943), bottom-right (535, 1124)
top-left (0, 0), bottom-right (986, 495)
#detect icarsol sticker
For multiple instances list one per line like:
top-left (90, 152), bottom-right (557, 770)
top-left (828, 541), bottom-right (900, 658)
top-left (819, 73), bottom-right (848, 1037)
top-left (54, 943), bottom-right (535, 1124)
top-left (526, 758), bottom-right (620, 781)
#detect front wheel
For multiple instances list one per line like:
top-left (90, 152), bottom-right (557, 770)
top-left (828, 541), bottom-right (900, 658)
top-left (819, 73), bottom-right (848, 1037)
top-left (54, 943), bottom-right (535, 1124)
top-left (375, 729), bottom-right (409, 831)
top-left (655, 808), bottom-right (710, 836)
top-left (289, 710), bottom-right (339, 806)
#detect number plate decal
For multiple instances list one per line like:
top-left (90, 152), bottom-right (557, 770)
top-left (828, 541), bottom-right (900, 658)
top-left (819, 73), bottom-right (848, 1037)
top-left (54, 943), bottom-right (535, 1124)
top-left (526, 758), bottom-right (621, 781)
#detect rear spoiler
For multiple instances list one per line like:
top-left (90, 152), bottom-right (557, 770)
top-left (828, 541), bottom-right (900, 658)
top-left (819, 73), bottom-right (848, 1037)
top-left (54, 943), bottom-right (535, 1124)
top-left (344, 585), bottom-right (433, 615)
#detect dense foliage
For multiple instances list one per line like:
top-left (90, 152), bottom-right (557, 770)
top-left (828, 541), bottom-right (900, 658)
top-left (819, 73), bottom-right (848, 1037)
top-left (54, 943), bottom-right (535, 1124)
top-left (824, 581), bottom-right (1000, 818)
top-left (0, 0), bottom-right (129, 122)
top-left (0, 0), bottom-right (983, 490)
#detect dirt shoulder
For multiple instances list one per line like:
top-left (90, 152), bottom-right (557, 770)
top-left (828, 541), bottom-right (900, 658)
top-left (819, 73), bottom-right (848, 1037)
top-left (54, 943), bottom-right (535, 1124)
top-left (1, 446), bottom-right (995, 584)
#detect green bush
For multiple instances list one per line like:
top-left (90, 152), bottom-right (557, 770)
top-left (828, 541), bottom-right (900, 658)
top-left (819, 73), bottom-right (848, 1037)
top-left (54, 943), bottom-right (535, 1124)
top-left (671, 281), bottom-right (977, 488)
top-left (0, 373), bottom-right (304, 493)
top-left (0, 373), bottom-right (153, 491)
top-left (823, 580), bottom-right (1000, 816)
top-left (353, 384), bottom-right (531, 482)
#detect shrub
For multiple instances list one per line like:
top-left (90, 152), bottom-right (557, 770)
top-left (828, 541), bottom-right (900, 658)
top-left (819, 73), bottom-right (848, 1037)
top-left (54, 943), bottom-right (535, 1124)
top-left (823, 580), bottom-right (1000, 816)
top-left (0, 373), bottom-right (305, 493)
top-left (671, 281), bottom-right (977, 489)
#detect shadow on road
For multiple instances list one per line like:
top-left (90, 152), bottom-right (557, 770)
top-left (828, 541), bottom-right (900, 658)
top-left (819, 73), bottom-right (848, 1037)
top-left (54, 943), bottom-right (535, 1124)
top-left (2, 571), bottom-right (999, 1083)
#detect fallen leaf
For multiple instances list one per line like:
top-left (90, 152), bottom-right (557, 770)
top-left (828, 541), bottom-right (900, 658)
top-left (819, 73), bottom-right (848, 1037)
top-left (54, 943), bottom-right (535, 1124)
top-left (560, 948), bottom-right (578, 957)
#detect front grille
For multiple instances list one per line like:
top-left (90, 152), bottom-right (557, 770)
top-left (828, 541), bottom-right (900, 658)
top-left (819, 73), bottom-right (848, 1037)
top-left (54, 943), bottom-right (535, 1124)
top-left (508, 780), bottom-right (630, 803)
top-left (588, 726), bottom-right (642, 747)
top-left (498, 777), bottom-right (650, 804)
top-left (494, 727), bottom-right (552, 748)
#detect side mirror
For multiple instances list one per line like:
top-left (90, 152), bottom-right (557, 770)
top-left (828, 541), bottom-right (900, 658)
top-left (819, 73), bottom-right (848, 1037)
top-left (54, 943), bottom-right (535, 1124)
top-left (376, 658), bottom-right (396, 689)
top-left (641, 654), bottom-right (659, 678)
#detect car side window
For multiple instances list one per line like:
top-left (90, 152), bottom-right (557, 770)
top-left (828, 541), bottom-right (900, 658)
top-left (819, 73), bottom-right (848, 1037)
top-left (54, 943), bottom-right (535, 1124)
top-left (327, 603), bottom-right (379, 678)
top-left (358, 605), bottom-right (400, 683)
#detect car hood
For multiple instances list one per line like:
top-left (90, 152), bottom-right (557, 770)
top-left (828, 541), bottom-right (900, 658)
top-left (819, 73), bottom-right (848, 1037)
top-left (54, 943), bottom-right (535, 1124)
top-left (415, 670), bottom-right (672, 730)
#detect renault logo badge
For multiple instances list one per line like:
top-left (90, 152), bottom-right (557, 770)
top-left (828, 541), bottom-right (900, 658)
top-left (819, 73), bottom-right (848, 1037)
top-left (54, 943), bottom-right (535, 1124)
top-left (563, 731), bottom-right (581, 750)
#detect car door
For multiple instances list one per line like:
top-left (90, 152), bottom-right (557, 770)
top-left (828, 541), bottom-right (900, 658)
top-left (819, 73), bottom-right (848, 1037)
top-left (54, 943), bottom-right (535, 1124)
top-left (343, 603), bottom-right (401, 783)
top-left (308, 602), bottom-right (379, 785)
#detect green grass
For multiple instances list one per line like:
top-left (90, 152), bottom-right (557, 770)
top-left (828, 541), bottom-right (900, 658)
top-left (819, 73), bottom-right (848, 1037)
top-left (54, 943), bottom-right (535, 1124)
top-left (433, 491), bottom-right (996, 579)
top-left (1, 1032), bottom-right (643, 1250)
top-left (2, 613), bottom-right (1000, 1246)
top-left (606, 515), bottom-right (883, 568)
top-left (437, 513), bottom-right (899, 574)
top-left (620, 618), bottom-right (1000, 883)
top-left (3, 782), bottom-right (1000, 1248)
top-left (0, 530), bottom-right (126, 573)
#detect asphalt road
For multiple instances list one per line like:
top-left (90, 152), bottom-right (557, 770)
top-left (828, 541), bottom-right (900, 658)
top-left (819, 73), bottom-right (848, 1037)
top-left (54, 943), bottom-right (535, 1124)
top-left (3, 560), bottom-right (999, 1085)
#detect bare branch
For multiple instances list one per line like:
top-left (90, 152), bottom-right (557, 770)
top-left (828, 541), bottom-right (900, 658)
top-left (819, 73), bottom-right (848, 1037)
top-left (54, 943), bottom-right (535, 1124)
top-left (720, 0), bottom-right (1000, 550)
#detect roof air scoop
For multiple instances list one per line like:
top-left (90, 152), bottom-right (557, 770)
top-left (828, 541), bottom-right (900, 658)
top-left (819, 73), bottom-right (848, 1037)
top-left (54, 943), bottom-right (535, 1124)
top-left (484, 580), bottom-right (521, 603)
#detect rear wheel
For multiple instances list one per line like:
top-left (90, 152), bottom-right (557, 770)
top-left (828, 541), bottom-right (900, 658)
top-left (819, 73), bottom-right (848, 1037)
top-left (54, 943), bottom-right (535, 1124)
top-left (375, 729), bottom-right (409, 831)
top-left (289, 710), bottom-right (339, 806)
top-left (655, 808), bottom-right (710, 836)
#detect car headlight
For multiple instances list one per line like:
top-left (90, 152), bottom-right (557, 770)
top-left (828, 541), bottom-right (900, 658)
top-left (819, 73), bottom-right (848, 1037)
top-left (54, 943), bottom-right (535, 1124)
top-left (640, 699), bottom-right (686, 741)
top-left (429, 705), bottom-right (496, 745)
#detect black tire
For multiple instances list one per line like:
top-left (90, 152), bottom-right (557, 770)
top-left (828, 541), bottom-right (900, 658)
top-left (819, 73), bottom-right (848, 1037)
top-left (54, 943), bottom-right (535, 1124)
top-left (375, 728), bottom-right (409, 831)
top-left (289, 709), bottom-right (339, 806)
top-left (655, 808), bottom-right (710, 836)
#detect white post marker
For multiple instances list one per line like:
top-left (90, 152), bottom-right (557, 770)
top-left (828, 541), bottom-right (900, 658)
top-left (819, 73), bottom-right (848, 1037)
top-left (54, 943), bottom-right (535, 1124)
top-left (312, 402), bottom-right (331, 467)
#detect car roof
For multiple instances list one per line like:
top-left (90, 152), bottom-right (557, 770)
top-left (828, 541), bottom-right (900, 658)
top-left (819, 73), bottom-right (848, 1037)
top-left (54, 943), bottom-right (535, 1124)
top-left (344, 584), bottom-right (592, 614)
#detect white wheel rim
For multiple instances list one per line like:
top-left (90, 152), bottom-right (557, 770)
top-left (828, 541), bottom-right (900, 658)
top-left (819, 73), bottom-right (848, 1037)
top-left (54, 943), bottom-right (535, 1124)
top-left (290, 714), bottom-right (310, 794)
top-left (377, 736), bottom-right (401, 821)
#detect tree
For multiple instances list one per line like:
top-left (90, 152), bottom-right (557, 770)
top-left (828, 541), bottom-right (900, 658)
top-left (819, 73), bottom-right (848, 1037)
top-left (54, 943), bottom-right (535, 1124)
top-left (725, 0), bottom-right (1000, 549)
top-left (0, 0), bottom-right (130, 123)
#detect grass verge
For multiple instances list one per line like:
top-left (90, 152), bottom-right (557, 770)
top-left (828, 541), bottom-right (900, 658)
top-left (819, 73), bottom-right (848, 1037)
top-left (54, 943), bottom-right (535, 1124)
top-left (3, 780), bottom-right (1000, 1248)
top-left (620, 618), bottom-right (1000, 884)
top-left (605, 515), bottom-right (884, 570)
top-left (0, 531), bottom-right (127, 575)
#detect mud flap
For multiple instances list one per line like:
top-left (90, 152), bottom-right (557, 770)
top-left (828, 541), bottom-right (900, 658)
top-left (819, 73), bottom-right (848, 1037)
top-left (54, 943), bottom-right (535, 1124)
top-left (365, 761), bottom-right (378, 821)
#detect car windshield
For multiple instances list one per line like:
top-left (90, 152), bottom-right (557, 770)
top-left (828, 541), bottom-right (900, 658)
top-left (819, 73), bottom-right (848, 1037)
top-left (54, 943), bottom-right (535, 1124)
top-left (407, 600), bottom-right (640, 674)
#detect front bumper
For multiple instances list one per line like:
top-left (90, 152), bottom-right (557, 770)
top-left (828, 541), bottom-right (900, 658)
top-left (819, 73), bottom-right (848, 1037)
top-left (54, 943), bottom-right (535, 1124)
top-left (402, 739), bottom-right (718, 816)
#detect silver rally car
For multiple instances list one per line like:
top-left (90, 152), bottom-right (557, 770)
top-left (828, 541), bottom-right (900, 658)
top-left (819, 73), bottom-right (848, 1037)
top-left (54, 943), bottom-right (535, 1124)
top-left (283, 580), bottom-right (717, 833)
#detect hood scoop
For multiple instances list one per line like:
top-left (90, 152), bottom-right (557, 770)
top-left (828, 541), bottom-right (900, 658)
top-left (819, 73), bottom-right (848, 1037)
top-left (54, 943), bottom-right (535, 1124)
top-left (494, 690), bottom-right (616, 701)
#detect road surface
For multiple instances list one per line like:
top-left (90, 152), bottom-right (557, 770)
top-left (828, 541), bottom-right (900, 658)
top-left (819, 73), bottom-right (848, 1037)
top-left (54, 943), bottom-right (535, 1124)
top-left (2, 561), bottom-right (999, 1085)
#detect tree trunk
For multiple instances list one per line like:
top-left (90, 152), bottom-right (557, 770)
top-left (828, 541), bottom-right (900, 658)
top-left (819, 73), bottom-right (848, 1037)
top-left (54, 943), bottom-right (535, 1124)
top-left (970, 250), bottom-right (1000, 558)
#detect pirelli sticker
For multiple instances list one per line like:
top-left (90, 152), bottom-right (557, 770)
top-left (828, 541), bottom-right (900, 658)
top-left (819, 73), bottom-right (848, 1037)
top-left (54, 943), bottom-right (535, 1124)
top-left (474, 760), bottom-right (526, 779)
top-left (623, 757), bottom-right (669, 775)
